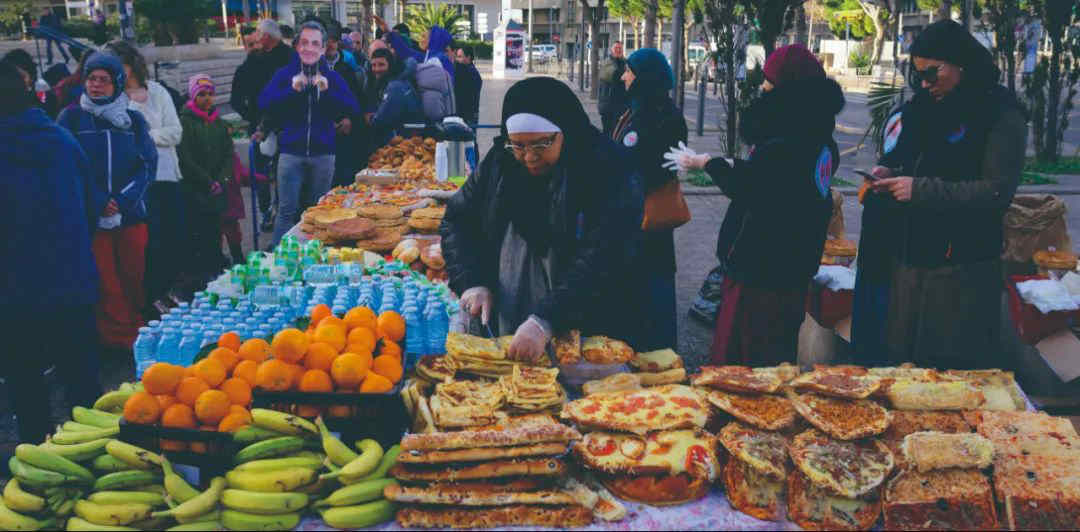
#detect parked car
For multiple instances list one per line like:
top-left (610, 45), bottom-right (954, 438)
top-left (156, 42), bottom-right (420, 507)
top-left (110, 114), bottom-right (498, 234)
top-left (527, 44), bottom-right (557, 63)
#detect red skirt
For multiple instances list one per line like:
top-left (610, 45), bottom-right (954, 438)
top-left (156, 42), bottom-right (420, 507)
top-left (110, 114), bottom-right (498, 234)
top-left (710, 278), bottom-right (806, 367)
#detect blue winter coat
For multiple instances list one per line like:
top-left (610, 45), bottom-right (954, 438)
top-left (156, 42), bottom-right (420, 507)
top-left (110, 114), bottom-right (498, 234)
top-left (57, 104), bottom-right (157, 227)
top-left (370, 59), bottom-right (425, 146)
top-left (1, 108), bottom-right (99, 309)
top-left (388, 26), bottom-right (455, 80)
top-left (258, 56), bottom-right (361, 157)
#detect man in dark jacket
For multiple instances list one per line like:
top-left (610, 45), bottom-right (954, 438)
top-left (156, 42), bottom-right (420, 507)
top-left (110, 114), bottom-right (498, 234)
top-left (326, 26), bottom-right (366, 186)
top-left (597, 41), bottom-right (628, 136)
top-left (454, 46), bottom-right (483, 125)
top-left (1, 61), bottom-right (102, 446)
top-left (38, 7), bottom-right (70, 65)
top-left (259, 21), bottom-right (360, 244)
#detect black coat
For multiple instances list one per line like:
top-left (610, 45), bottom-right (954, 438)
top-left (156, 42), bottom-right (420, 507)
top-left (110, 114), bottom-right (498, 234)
top-left (453, 62), bottom-right (483, 124)
top-left (597, 57), bottom-right (628, 116)
top-left (705, 78), bottom-right (842, 290)
top-left (237, 42), bottom-right (296, 132)
top-left (613, 96), bottom-right (688, 274)
top-left (440, 133), bottom-right (646, 343)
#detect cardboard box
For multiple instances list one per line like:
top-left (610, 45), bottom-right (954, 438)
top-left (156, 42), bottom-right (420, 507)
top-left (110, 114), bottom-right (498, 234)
top-left (1035, 329), bottom-right (1080, 384)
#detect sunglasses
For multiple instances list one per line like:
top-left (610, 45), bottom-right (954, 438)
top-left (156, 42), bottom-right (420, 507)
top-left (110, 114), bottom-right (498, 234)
top-left (505, 133), bottom-right (559, 156)
top-left (910, 64), bottom-right (942, 85)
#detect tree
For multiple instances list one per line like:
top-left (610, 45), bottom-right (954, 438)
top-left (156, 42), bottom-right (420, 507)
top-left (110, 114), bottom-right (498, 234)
top-left (405, 3), bottom-right (467, 40)
top-left (699, 0), bottom-right (752, 156)
top-left (983, 0), bottom-right (1022, 92)
top-left (746, 0), bottom-right (806, 58)
top-left (0, 0), bottom-right (33, 37)
top-left (645, 0), bottom-right (659, 46)
top-left (1039, 0), bottom-right (1074, 163)
top-left (821, 0), bottom-right (874, 40)
top-left (854, 0), bottom-right (895, 66)
top-left (581, 0), bottom-right (608, 99)
top-left (136, 0), bottom-right (216, 45)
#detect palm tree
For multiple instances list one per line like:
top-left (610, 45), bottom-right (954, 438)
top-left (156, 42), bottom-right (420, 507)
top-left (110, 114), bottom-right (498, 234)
top-left (405, 3), bottom-right (467, 40)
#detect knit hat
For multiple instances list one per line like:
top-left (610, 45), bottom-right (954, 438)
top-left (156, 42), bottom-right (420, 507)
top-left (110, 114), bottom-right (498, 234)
top-left (627, 48), bottom-right (675, 95)
top-left (762, 44), bottom-right (825, 88)
top-left (188, 73), bottom-right (215, 99)
top-left (82, 52), bottom-right (126, 104)
top-left (908, 20), bottom-right (998, 87)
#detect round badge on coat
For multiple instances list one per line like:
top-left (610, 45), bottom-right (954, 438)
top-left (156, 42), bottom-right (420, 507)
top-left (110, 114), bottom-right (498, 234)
top-left (814, 146), bottom-right (832, 199)
top-left (623, 131), bottom-right (639, 147)
top-left (883, 112), bottom-right (902, 154)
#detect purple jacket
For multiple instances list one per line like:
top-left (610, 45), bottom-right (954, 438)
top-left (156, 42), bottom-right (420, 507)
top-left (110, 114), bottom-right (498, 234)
top-left (258, 56), bottom-right (360, 157)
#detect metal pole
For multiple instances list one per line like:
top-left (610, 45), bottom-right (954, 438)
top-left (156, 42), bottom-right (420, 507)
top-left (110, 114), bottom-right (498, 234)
top-left (845, 20), bottom-right (850, 73)
top-left (222, 0), bottom-right (230, 40)
top-left (248, 143), bottom-right (260, 251)
top-left (579, 2), bottom-right (585, 92)
top-left (696, 64), bottom-right (705, 136)
top-left (671, 0), bottom-right (685, 108)
top-left (528, 0), bottom-right (534, 72)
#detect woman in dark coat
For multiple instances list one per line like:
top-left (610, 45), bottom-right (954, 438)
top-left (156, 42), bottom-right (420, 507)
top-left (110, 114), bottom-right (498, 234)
top-left (440, 77), bottom-right (645, 361)
top-left (674, 44), bottom-right (843, 366)
top-left (612, 48), bottom-right (688, 352)
top-left (854, 20), bottom-right (1026, 369)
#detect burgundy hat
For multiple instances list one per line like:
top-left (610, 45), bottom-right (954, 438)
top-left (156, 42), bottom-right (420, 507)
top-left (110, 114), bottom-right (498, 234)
top-left (763, 44), bottom-right (825, 87)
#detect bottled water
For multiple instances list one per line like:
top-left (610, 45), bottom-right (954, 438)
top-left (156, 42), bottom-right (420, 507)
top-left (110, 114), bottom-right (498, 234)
top-left (133, 327), bottom-right (157, 379)
top-left (403, 304), bottom-right (426, 356)
top-left (424, 300), bottom-right (449, 357)
top-left (175, 302), bottom-right (190, 316)
top-left (156, 327), bottom-right (181, 366)
top-left (178, 329), bottom-right (200, 366)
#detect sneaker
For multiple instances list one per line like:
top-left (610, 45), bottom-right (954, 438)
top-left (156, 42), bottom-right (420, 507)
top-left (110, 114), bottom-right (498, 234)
top-left (688, 298), bottom-right (718, 325)
top-left (260, 211), bottom-right (275, 232)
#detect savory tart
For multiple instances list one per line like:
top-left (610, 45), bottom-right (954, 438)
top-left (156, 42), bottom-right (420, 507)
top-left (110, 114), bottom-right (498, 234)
top-left (560, 385), bottom-right (709, 435)
top-left (787, 469), bottom-right (882, 531)
top-left (899, 431), bottom-right (994, 473)
top-left (581, 336), bottom-right (634, 365)
top-left (786, 390), bottom-right (890, 440)
top-left (788, 428), bottom-right (894, 499)
top-left (692, 366), bottom-right (783, 394)
top-left (883, 469), bottom-right (997, 531)
top-left (717, 422), bottom-right (789, 480)
top-left (789, 370), bottom-right (881, 399)
top-left (707, 390), bottom-right (798, 431)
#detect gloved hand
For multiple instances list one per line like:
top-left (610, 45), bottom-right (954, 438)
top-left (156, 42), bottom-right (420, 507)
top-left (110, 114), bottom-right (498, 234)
top-left (662, 141), bottom-right (711, 173)
top-left (291, 74), bottom-right (309, 92)
top-left (460, 286), bottom-right (493, 325)
top-left (312, 73), bottom-right (329, 92)
top-left (210, 181), bottom-right (223, 195)
top-left (508, 315), bottom-right (552, 363)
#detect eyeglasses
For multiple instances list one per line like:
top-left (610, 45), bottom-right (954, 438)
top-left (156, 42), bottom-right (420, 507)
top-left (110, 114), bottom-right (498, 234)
top-left (506, 134), bottom-right (559, 156)
top-left (911, 64), bottom-right (942, 85)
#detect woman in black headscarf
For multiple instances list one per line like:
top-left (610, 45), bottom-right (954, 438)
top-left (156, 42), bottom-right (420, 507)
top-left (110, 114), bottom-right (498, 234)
top-left (854, 20), bottom-right (1027, 369)
top-left (440, 77), bottom-right (645, 361)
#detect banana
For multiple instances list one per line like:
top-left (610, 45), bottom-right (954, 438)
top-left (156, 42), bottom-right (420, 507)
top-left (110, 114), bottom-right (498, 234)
top-left (71, 407), bottom-right (120, 429)
top-left (221, 489), bottom-right (308, 515)
top-left (62, 422), bottom-right (105, 433)
top-left (356, 444), bottom-right (401, 482)
top-left (87, 491), bottom-right (165, 507)
top-left (104, 441), bottom-right (162, 470)
top-left (233, 455), bottom-right (325, 473)
top-left (15, 444), bottom-right (95, 484)
top-left (151, 476), bottom-right (225, 521)
top-left (51, 426), bottom-right (119, 445)
top-left (118, 382), bottom-right (136, 393)
top-left (319, 499), bottom-right (396, 529)
top-left (64, 517), bottom-right (137, 531)
top-left (126, 516), bottom-right (173, 530)
top-left (9, 457), bottom-right (83, 488)
top-left (73, 500), bottom-right (153, 526)
top-left (225, 467), bottom-right (317, 493)
top-left (3, 479), bottom-right (45, 513)
top-left (320, 439), bottom-right (382, 483)
top-left (220, 509), bottom-right (301, 531)
top-left (174, 508), bottom-right (220, 525)
top-left (292, 477), bottom-right (335, 496)
top-left (162, 459), bottom-right (200, 503)
top-left (250, 409), bottom-right (317, 437)
top-left (92, 391), bottom-right (134, 413)
top-left (166, 521), bottom-right (224, 531)
top-left (234, 436), bottom-right (306, 464)
top-left (54, 497), bottom-right (77, 517)
top-left (39, 439), bottom-right (112, 463)
top-left (232, 426), bottom-right (289, 445)
top-left (0, 500), bottom-right (55, 531)
top-left (315, 417), bottom-right (358, 467)
top-left (92, 471), bottom-right (162, 492)
top-left (313, 478), bottom-right (396, 508)
top-left (90, 455), bottom-right (133, 474)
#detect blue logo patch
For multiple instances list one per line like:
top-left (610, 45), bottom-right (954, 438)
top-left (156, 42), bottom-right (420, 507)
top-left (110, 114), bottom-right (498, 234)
top-left (814, 146), bottom-right (832, 199)
top-left (947, 124), bottom-right (966, 143)
top-left (883, 112), bottom-right (902, 154)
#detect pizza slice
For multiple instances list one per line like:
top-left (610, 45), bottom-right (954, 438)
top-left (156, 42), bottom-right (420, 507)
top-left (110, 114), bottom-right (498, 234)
top-left (900, 431), bottom-right (993, 473)
top-left (629, 348), bottom-right (684, 373)
top-left (752, 363), bottom-right (801, 383)
top-left (788, 428), bottom-right (894, 499)
top-left (692, 366), bottom-right (783, 394)
top-left (573, 429), bottom-right (720, 480)
top-left (560, 385), bottom-right (709, 435)
top-left (724, 455), bottom-right (786, 521)
top-left (551, 329), bottom-right (582, 365)
top-left (786, 390), bottom-right (890, 440)
top-left (789, 370), bottom-right (881, 399)
top-left (581, 336), bottom-right (634, 365)
top-left (582, 373), bottom-right (641, 396)
top-left (787, 468), bottom-right (882, 531)
top-left (885, 380), bottom-right (985, 411)
top-left (706, 390), bottom-right (797, 431)
top-left (718, 422), bottom-right (789, 480)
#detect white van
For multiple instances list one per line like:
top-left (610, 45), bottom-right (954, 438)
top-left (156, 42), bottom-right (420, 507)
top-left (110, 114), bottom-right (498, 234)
top-left (528, 44), bottom-right (557, 63)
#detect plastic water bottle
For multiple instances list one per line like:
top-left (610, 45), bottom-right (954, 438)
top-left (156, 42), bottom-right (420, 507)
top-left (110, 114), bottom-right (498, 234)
top-left (178, 329), bottom-right (200, 366)
top-left (403, 305), bottom-right (426, 356)
top-left (175, 302), bottom-right (190, 316)
top-left (156, 327), bottom-right (181, 366)
top-left (133, 327), bottom-right (157, 379)
top-left (424, 300), bottom-right (449, 357)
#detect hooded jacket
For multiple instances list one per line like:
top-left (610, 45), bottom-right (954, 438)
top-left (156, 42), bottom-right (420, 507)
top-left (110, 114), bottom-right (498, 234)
top-left (177, 103), bottom-right (233, 215)
top-left (705, 77), bottom-right (843, 289)
top-left (2, 108), bottom-right (99, 309)
top-left (258, 56), bottom-right (361, 157)
top-left (370, 58), bottom-right (425, 146)
top-left (388, 26), bottom-right (455, 80)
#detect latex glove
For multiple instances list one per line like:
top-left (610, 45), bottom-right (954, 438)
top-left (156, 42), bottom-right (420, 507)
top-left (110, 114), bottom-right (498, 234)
top-left (508, 315), bottom-right (552, 363)
top-left (662, 141), bottom-right (710, 172)
top-left (210, 181), bottom-right (223, 195)
top-left (291, 74), bottom-right (309, 92)
top-left (460, 286), bottom-right (493, 325)
top-left (312, 73), bottom-right (329, 92)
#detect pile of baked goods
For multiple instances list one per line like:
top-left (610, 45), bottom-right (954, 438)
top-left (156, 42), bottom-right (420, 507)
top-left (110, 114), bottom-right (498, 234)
top-left (391, 238), bottom-right (447, 282)
top-left (576, 348), bottom-right (688, 394)
top-left (299, 206), bottom-right (375, 244)
top-left (499, 366), bottom-right (565, 413)
top-left (367, 136), bottom-right (436, 182)
top-left (551, 330), bottom-right (634, 366)
top-left (445, 332), bottom-right (553, 378)
top-left (386, 414), bottom-right (627, 528)
top-left (822, 237), bottom-right (858, 266)
top-left (407, 206), bottom-right (445, 234)
top-left (1033, 248), bottom-right (1079, 272)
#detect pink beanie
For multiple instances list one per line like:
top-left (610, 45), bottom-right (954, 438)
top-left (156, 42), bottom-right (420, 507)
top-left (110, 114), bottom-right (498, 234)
top-left (762, 44), bottom-right (825, 88)
top-left (188, 74), bottom-right (215, 99)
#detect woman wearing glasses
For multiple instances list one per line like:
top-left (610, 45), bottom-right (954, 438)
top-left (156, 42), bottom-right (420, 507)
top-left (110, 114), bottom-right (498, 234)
top-left (440, 77), bottom-right (645, 362)
top-left (854, 20), bottom-right (1026, 369)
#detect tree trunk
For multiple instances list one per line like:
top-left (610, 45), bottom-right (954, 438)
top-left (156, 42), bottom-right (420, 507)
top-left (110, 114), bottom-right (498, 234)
top-left (588, 0), bottom-right (603, 100)
top-left (1042, 33), bottom-right (1063, 161)
top-left (671, 0), bottom-right (685, 108)
top-left (724, 46), bottom-right (737, 157)
top-left (794, 5), bottom-right (808, 46)
top-left (871, 16), bottom-right (885, 66)
top-left (644, 0), bottom-right (657, 47)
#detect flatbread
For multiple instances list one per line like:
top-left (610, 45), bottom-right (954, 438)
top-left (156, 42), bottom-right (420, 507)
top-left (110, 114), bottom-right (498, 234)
top-left (789, 370), bottom-right (881, 399)
top-left (718, 422), bottom-right (789, 480)
top-left (638, 368), bottom-right (687, 386)
top-left (358, 204), bottom-right (404, 219)
top-left (786, 390), bottom-right (890, 440)
top-left (415, 355), bottom-right (458, 383)
top-left (397, 442), bottom-right (569, 464)
top-left (789, 428), bottom-right (894, 498)
top-left (445, 332), bottom-right (505, 360)
top-left (410, 206), bottom-right (446, 219)
top-left (706, 389), bottom-right (797, 431)
top-left (400, 424), bottom-right (582, 451)
top-left (384, 484), bottom-right (577, 506)
top-left (582, 373), bottom-right (641, 396)
top-left (395, 504), bottom-right (593, 529)
top-left (389, 458), bottom-right (568, 482)
top-left (408, 217), bottom-right (442, 233)
top-left (629, 349), bottom-right (684, 372)
top-left (886, 380), bottom-right (985, 410)
top-left (560, 385), bottom-right (709, 435)
top-left (692, 366), bottom-right (783, 394)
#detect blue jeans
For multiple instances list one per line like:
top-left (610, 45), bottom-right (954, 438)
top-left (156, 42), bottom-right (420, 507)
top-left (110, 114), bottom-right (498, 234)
top-left (273, 153), bottom-right (335, 244)
top-left (851, 269), bottom-right (891, 367)
top-left (640, 272), bottom-right (678, 352)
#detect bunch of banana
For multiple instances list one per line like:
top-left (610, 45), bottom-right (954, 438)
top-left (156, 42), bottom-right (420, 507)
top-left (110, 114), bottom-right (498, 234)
top-left (152, 476), bottom-right (225, 526)
top-left (91, 383), bottom-right (141, 415)
top-left (306, 418), bottom-right (400, 528)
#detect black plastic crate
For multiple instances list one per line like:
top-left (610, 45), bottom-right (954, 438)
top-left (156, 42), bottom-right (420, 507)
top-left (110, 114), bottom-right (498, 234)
top-left (251, 384), bottom-right (408, 450)
top-left (117, 419), bottom-right (239, 487)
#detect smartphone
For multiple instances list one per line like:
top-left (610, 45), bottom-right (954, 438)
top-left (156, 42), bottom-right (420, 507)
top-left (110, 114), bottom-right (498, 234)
top-left (854, 169), bottom-right (879, 182)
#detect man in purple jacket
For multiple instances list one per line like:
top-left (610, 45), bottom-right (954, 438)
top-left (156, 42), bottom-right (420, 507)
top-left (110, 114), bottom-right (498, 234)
top-left (259, 20), bottom-right (360, 244)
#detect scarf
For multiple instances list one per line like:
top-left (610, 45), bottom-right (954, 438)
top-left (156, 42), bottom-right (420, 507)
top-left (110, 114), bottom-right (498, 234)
top-left (80, 91), bottom-right (132, 129)
top-left (185, 99), bottom-right (219, 124)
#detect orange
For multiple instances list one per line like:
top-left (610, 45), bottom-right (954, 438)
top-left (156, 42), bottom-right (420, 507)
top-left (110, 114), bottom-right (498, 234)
top-left (122, 392), bottom-right (161, 425)
top-left (298, 369), bottom-right (334, 392)
top-left (313, 322), bottom-right (347, 352)
top-left (193, 358), bottom-right (227, 388)
top-left (319, 315), bottom-right (346, 332)
top-left (217, 331), bottom-right (242, 352)
top-left (379, 339), bottom-right (402, 360)
top-left (296, 405), bottom-right (323, 417)
top-left (233, 359), bottom-right (258, 387)
top-left (141, 363), bottom-right (184, 395)
top-left (285, 364), bottom-right (305, 389)
top-left (237, 338), bottom-right (271, 363)
top-left (331, 352), bottom-right (371, 388)
top-left (271, 328), bottom-right (309, 364)
top-left (220, 378), bottom-right (252, 406)
top-left (194, 389), bottom-right (230, 425)
top-left (175, 377), bottom-right (210, 407)
top-left (190, 426), bottom-right (216, 453)
top-left (327, 404), bottom-right (353, 418)
top-left (155, 394), bottom-right (178, 411)
top-left (161, 403), bottom-right (197, 429)
top-left (343, 306), bottom-right (377, 331)
top-left (359, 372), bottom-right (394, 393)
top-left (376, 311), bottom-right (406, 342)
top-left (310, 304), bottom-right (333, 327)
top-left (184, 366), bottom-right (197, 379)
top-left (208, 347), bottom-right (240, 374)
top-left (160, 440), bottom-right (188, 452)
top-left (229, 405), bottom-right (251, 419)
top-left (371, 354), bottom-right (403, 384)
top-left (304, 342), bottom-right (338, 372)
top-left (218, 412), bottom-right (251, 432)
top-left (346, 327), bottom-right (377, 356)
top-left (255, 359), bottom-right (293, 391)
